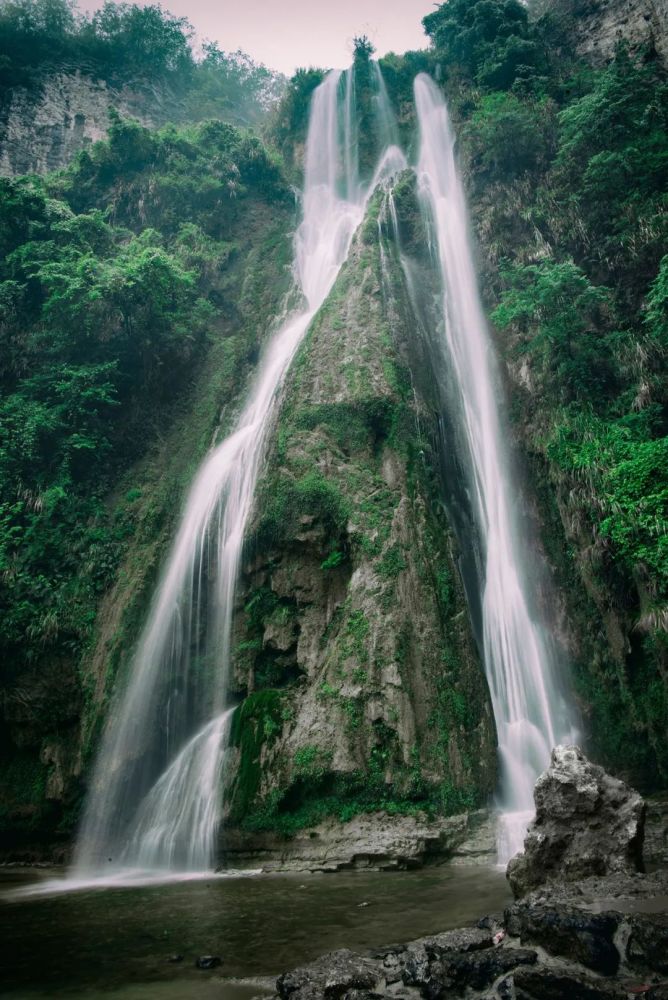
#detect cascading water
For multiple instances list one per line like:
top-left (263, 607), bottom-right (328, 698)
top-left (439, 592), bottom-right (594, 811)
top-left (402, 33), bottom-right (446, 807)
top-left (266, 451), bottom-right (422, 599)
top-left (73, 66), bottom-right (406, 878)
top-left (372, 61), bottom-right (400, 151)
top-left (413, 74), bottom-right (577, 862)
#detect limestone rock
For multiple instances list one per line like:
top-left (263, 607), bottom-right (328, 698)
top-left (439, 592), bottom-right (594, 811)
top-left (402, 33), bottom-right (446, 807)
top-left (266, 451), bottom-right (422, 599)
top-left (507, 745), bottom-right (645, 898)
top-left (219, 809), bottom-right (487, 872)
top-left (569, 0), bottom-right (668, 69)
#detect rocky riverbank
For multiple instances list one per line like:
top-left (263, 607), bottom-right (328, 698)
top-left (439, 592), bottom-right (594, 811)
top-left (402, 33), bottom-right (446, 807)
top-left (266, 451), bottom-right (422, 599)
top-left (219, 811), bottom-right (497, 873)
top-left (268, 747), bottom-right (668, 999)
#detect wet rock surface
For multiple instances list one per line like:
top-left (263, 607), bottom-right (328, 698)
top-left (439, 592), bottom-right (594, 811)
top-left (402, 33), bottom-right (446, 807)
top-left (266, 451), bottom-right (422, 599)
top-left (271, 870), bottom-right (668, 999)
top-left (270, 752), bottom-right (667, 999)
top-left (507, 745), bottom-right (645, 899)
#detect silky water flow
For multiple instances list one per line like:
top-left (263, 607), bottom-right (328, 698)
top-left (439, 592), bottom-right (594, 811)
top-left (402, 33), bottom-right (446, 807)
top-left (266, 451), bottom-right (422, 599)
top-left (73, 68), bottom-right (406, 878)
top-left (413, 74), bottom-right (577, 862)
top-left (73, 67), bottom-right (575, 879)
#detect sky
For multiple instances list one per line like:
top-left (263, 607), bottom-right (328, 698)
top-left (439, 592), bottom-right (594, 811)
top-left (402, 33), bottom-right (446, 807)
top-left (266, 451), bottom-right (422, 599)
top-left (78, 0), bottom-right (433, 75)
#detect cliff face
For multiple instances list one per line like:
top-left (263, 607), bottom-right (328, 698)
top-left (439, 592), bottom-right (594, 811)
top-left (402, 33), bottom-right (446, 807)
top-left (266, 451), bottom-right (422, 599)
top-left (220, 191), bottom-right (497, 839)
top-left (569, 0), bottom-right (668, 67)
top-left (0, 70), bottom-right (158, 176)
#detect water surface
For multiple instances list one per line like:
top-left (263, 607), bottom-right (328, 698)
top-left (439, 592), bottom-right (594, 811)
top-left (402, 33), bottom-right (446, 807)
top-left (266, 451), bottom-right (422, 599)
top-left (0, 865), bottom-right (510, 997)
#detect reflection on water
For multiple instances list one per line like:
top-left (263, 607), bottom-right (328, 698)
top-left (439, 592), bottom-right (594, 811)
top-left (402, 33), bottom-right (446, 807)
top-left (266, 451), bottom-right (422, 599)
top-left (0, 865), bottom-right (510, 997)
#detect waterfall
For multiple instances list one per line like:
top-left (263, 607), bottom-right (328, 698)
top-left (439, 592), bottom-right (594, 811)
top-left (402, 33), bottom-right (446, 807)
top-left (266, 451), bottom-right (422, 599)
top-left (413, 74), bottom-right (577, 862)
top-left (73, 67), bottom-right (405, 877)
top-left (372, 62), bottom-right (400, 151)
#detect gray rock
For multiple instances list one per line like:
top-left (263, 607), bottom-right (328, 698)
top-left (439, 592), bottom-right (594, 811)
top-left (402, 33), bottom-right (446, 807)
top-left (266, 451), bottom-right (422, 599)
top-left (219, 810), bottom-right (488, 873)
top-left (438, 947), bottom-right (537, 992)
top-left (276, 950), bottom-right (384, 1000)
top-left (507, 745), bottom-right (645, 899)
top-left (569, 0), bottom-right (668, 70)
top-left (644, 794), bottom-right (668, 869)
top-left (626, 911), bottom-right (668, 973)
top-left (418, 927), bottom-right (494, 955)
top-left (504, 899), bottom-right (620, 974)
top-left (511, 966), bottom-right (628, 1000)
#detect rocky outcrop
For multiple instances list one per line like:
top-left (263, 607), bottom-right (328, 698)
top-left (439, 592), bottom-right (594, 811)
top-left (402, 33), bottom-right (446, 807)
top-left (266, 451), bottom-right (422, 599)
top-left (218, 809), bottom-right (496, 872)
top-left (569, 0), bottom-right (668, 68)
top-left (272, 869), bottom-right (668, 1000)
top-left (220, 191), bottom-right (497, 838)
top-left (260, 753), bottom-right (664, 994)
top-left (507, 745), bottom-right (645, 899)
top-left (0, 70), bottom-right (157, 176)
top-left (505, 871), bottom-right (668, 976)
top-left (645, 795), bottom-right (668, 870)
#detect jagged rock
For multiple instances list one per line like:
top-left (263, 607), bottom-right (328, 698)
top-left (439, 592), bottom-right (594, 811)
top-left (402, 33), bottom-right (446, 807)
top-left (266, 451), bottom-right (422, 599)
top-left (433, 947), bottom-right (538, 992)
top-left (418, 927), bottom-right (494, 955)
top-left (219, 810), bottom-right (489, 872)
top-left (276, 949), bottom-right (384, 1000)
top-left (511, 966), bottom-right (628, 1000)
top-left (507, 745), bottom-right (645, 899)
top-left (626, 912), bottom-right (668, 974)
top-left (504, 899), bottom-right (620, 974)
top-left (569, 0), bottom-right (668, 69)
top-left (505, 871), bottom-right (668, 979)
top-left (644, 794), bottom-right (668, 869)
top-left (271, 866), bottom-right (668, 1000)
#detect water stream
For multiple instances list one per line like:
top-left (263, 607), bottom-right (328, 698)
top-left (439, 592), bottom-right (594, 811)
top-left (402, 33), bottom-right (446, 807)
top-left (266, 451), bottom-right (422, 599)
top-left (74, 67), bottom-right (406, 878)
top-left (413, 74), bottom-right (577, 861)
top-left (72, 64), bottom-right (576, 879)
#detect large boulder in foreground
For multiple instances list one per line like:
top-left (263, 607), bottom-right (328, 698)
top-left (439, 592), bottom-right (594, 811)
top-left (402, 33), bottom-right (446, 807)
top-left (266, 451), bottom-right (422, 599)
top-left (507, 745), bottom-right (645, 899)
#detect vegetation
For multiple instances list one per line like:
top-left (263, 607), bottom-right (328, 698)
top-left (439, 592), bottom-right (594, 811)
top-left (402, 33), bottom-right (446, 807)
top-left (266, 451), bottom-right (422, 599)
top-left (0, 0), bottom-right (284, 124)
top-left (421, 0), bottom-right (668, 783)
top-left (0, 115), bottom-right (289, 686)
top-left (0, 72), bottom-right (295, 844)
top-left (1, 0), bottom-right (667, 848)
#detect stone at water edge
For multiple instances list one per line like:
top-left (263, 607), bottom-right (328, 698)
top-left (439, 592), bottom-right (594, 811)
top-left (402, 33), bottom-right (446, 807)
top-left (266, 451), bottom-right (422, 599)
top-left (195, 955), bottom-right (222, 970)
top-left (507, 744), bottom-right (645, 899)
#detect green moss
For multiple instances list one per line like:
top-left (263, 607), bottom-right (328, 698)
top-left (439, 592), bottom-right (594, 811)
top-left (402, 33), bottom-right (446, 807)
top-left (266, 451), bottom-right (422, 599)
top-left (228, 689), bottom-right (284, 822)
top-left (255, 470), bottom-right (350, 549)
top-left (378, 543), bottom-right (407, 579)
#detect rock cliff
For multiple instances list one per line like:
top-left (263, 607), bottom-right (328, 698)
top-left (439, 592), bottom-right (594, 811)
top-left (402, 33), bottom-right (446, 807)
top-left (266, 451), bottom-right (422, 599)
top-left (0, 70), bottom-right (158, 176)
top-left (220, 187), bottom-right (497, 841)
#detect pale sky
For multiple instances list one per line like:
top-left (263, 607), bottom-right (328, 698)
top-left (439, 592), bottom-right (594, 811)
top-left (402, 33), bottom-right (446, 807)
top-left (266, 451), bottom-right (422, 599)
top-left (79, 0), bottom-right (433, 75)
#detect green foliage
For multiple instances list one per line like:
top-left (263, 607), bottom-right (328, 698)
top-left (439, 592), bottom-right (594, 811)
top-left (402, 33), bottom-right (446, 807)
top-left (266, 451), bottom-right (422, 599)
top-left (237, 587), bottom-right (300, 689)
top-left (0, 111), bottom-right (290, 690)
top-left (272, 67), bottom-right (326, 165)
top-left (599, 439), bottom-right (668, 584)
top-left (240, 741), bottom-right (480, 835)
top-left (378, 543), bottom-right (407, 579)
top-left (466, 92), bottom-right (555, 176)
top-left (645, 255), bottom-right (668, 349)
top-left (320, 550), bottom-right (345, 571)
top-left (256, 470), bottom-right (350, 549)
top-left (229, 690), bottom-right (284, 822)
top-left (493, 260), bottom-right (612, 400)
top-left (553, 51), bottom-right (668, 284)
top-left (423, 0), bottom-right (545, 90)
top-left (0, 0), bottom-right (284, 124)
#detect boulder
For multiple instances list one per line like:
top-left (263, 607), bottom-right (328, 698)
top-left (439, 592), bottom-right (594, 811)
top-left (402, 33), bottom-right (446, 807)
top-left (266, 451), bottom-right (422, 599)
top-left (507, 745), bottom-right (645, 899)
top-left (504, 899), bottom-right (620, 974)
top-left (276, 949), bottom-right (384, 1000)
